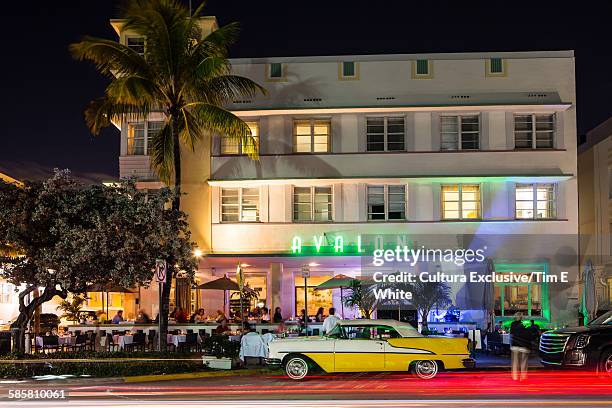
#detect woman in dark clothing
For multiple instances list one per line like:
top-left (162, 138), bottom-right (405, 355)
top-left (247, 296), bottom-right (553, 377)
top-left (273, 307), bottom-right (283, 323)
top-left (510, 313), bottom-right (534, 381)
top-left (315, 307), bottom-right (325, 322)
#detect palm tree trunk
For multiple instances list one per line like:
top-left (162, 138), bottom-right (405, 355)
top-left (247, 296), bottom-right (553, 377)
top-left (159, 115), bottom-right (182, 351)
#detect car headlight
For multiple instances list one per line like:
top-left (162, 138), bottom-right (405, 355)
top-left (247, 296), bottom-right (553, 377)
top-left (574, 334), bottom-right (590, 349)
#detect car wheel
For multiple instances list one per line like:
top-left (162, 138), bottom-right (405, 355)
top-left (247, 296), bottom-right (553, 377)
top-left (285, 356), bottom-right (310, 380)
top-left (413, 360), bottom-right (439, 379)
top-left (601, 349), bottom-right (612, 377)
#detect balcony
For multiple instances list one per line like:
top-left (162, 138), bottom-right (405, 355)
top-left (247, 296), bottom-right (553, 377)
top-left (211, 150), bottom-right (574, 181)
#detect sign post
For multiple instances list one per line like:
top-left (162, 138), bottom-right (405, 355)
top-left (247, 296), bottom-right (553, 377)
top-left (155, 259), bottom-right (167, 351)
top-left (301, 265), bottom-right (310, 335)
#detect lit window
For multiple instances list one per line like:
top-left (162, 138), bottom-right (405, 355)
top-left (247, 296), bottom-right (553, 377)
top-left (366, 117), bottom-right (405, 152)
top-left (341, 61), bottom-right (357, 78)
top-left (514, 114), bottom-right (554, 149)
top-left (268, 63), bottom-right (283, 79)
top-left (515, 184), bottom-right (556, 219)
top-left (126, 36), bottom-right (145, 56)
top-left (441, 184), bottom-right (481, 220)
top-left (0, 282), bottom-right (15, 304)
top-left (127, 121), bottom-right (164, 155)
top-left (293, 119), bottom-right (331, 153)
top-left (367, 185), bottom-right (406, 221)
top-left (293, 186), bottom-right (332, 222)
top-left (221, 121), bottom-right (259, 155)
top-left (440, 115), bottom-right (480, 150)
top-left (221, 188), bottom-right (259, 222)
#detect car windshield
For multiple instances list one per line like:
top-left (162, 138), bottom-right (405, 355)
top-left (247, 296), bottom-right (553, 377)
top-left (588, 310), bottom-right (612, 326)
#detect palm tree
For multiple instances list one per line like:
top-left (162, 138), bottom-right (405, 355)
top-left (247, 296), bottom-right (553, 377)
top-left (70, 0), bottom-right (265, 349)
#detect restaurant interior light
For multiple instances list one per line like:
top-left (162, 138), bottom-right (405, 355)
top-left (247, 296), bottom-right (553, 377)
top-left (193, 248), bottom-right (203, 258)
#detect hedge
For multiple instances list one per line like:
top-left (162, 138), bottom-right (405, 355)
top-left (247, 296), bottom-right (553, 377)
top-left (0, 351), bottom-right (208, 379)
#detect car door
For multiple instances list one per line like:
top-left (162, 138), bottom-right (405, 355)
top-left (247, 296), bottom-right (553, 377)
top-left (333, 325), bottom-right (385, 372)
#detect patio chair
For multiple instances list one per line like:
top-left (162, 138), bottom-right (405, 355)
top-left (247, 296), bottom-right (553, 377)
top-left (147, 329), bottom-right (157, 351)
top-left (125, 333), bottom-right (146, 352)
top-left (106, 333), bottom-right (119, 352)
top-left (85, 331), bottom-right (96, 351)
top-left (178, 333), bottom-right (200, 353)
top-left (68, 334), bottom-right (88, 352)
top-left (41, 335), bottom-right (60, 353)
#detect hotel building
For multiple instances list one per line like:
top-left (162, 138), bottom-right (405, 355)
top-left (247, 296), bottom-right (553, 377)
top-left (578, 118), bottom-right (612, 315)
top-left (2, 18), bottom-right (582, 330)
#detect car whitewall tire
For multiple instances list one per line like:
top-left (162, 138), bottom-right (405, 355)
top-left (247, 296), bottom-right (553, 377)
top-left (413, 360), bottom-right (439, 379)
top-left (285, 356), bottom-right (310, 380)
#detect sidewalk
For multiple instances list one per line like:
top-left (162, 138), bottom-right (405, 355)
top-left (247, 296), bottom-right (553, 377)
top-left (473, 351), bottom-right (542, 369)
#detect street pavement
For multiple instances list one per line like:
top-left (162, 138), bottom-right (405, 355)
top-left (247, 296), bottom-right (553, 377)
top-left (0, 367), bottom-right (611, 407)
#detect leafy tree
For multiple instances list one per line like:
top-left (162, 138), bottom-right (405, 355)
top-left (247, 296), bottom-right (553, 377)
top-left (70, 0), bottom-right (264, 349)
top-left (0, 170), bottom-right (196, 352)
top-left (342, 280), bottom-right (379, 319)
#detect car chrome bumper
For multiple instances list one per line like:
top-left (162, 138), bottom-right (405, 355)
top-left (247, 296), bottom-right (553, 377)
top-left (462, 358), bottom-right (476, 369)
top-left (265, 358), bottom-right (282, 366)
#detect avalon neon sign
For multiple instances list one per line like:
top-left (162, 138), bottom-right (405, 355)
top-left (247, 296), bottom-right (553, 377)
top-left (290, 234), bottom-right (415, 255)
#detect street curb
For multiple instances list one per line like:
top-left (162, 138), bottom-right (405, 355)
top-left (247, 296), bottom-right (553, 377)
top-left (123, 368), bottom-right (278, 383)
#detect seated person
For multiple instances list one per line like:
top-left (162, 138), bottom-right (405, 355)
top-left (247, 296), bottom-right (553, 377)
top-left (194, 308), bottom-right (207, 323)
top-left (111, 310), bottom-right (125, 324)
top-left (215, 309), bottom-right (227, 323)
top-left (135, 310), bottom-right (151, 324)
top-left (215, 318), bottom-right (230, 335)
top-left (260, 307), bottom-right (270, 323)
top-left (174, 307), bottom-right (189, 323)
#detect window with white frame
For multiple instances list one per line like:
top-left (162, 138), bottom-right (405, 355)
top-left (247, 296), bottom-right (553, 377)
top-left (367, 185), bottom-right (406, 221)
top-left (293, 119), bottom-right (331, 153)
top-left (366, 117), bottom-right (405, 151)
top-left (441, 184), bottom-right (481, 220)
top-left (127, 121), bottom-right (164, 155)
top-left (341, 61), bottom-right (357, 78)
top-left (514, 114), bottom-right (554, 149)
top-left (293, 186), bottom-right (333, 222)
top-left (440, 115), bottom-right (480, 150)
top-left (413, 59), bottom-right (431, 78)
top-left (221, 121), bottom-right (259, 155)
top-left (515, 184), bottom-right (556, 219)
top-left (221, 188), bottom-right (260, 222)
top-left (486, 57), bottom-right (506, 76)
top-left (126, 36), bottom-right (145, 56)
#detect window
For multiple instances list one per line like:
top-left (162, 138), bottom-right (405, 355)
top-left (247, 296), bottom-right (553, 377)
top-left (515, 184), bottom-right (556, 219)
top-left (293, 186), bottom-right (333, 222)
top-left (440, 115), bottom-right (480, 150)
top-left (221, 188), bottom-right (259, 222)
top-left (295, 275), bottom-right (332, 316)
top-left (126, 36), bottom-right (145, 56)
top-left (514, 114), bottom-right (554, 149)
top-left (221, 121), bottom-right (259, 155)
top-left (340, 325), bottom-right (401, 340)
top-left (293, 119), bottom-right (331, 153)
top-left (127, 121), bottom-right (164, 155)
top-left (267, 63), bottom-right (283, 80)
top-left (486, 58), bottom-right (506, 76)
top-left (366, 117), bottom-right (405, 151)
top-left (367, 185), bottom-right (406, 221)
top-left (494, 274), bottom-right (542, 317)
top-left (441, 184), bottom-right (481, 220)
top-left (339, 61), bottom-right (358, 79)
top-left (413, 59), bottom-right (432, 78)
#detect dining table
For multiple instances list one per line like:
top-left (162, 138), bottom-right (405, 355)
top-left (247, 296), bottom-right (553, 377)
top-left (35, 335), bottom-right (76, 348)
top-left (113, 334), bottom-right (134, 350)
top-left (167, 333), bottom-right (202, 348)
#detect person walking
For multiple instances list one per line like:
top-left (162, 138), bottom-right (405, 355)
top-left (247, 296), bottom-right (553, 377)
top-left (510, 312), bottom-right (533, 381)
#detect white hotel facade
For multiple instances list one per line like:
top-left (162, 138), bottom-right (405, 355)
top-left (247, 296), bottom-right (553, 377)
top-left (95, 17), bottom-right (579, 330)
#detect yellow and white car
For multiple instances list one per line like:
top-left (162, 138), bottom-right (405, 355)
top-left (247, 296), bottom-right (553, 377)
top-left (267, 319), bottom-right (475, 380)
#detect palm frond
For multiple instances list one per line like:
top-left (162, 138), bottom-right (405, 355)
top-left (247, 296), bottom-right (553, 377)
top-left (185, 102), bottom-right (258, 159)
top-left (69, 36), bottom-right (150, 78)
top-left (148, 120), bottom-right (174, 183)
top-left (105, 76), bottom-right (161, 108)
top-left (84, 97), bottom-right (150, 135)
top-left (199, 75), bottom-right (266, 103)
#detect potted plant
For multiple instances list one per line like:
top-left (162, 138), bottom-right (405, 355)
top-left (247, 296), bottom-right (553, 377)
top-left (57, 295), bottom-right (87, 325)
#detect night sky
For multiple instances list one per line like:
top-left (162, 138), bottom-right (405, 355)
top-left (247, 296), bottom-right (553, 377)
top-left (1, 0), bottom-right (611, 181)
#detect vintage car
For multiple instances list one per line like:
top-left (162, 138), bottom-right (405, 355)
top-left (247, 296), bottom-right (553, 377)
top-left (267, 319), bottom-right (475, 380)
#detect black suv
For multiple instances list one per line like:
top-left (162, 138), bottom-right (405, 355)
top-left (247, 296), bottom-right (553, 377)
top-left (539, 310), bottom-right (612, 375)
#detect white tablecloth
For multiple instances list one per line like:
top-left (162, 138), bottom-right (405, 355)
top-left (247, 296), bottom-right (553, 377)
top-left (35, 336), bottom-right (76, 348)
top-left (113, 334), bottom-right (134, 350)
top-left (167, 334), bottom-right (202, 347)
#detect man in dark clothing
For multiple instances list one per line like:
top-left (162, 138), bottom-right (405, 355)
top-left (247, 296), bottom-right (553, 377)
top-left (510, 313), bottom-right (533, 380)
